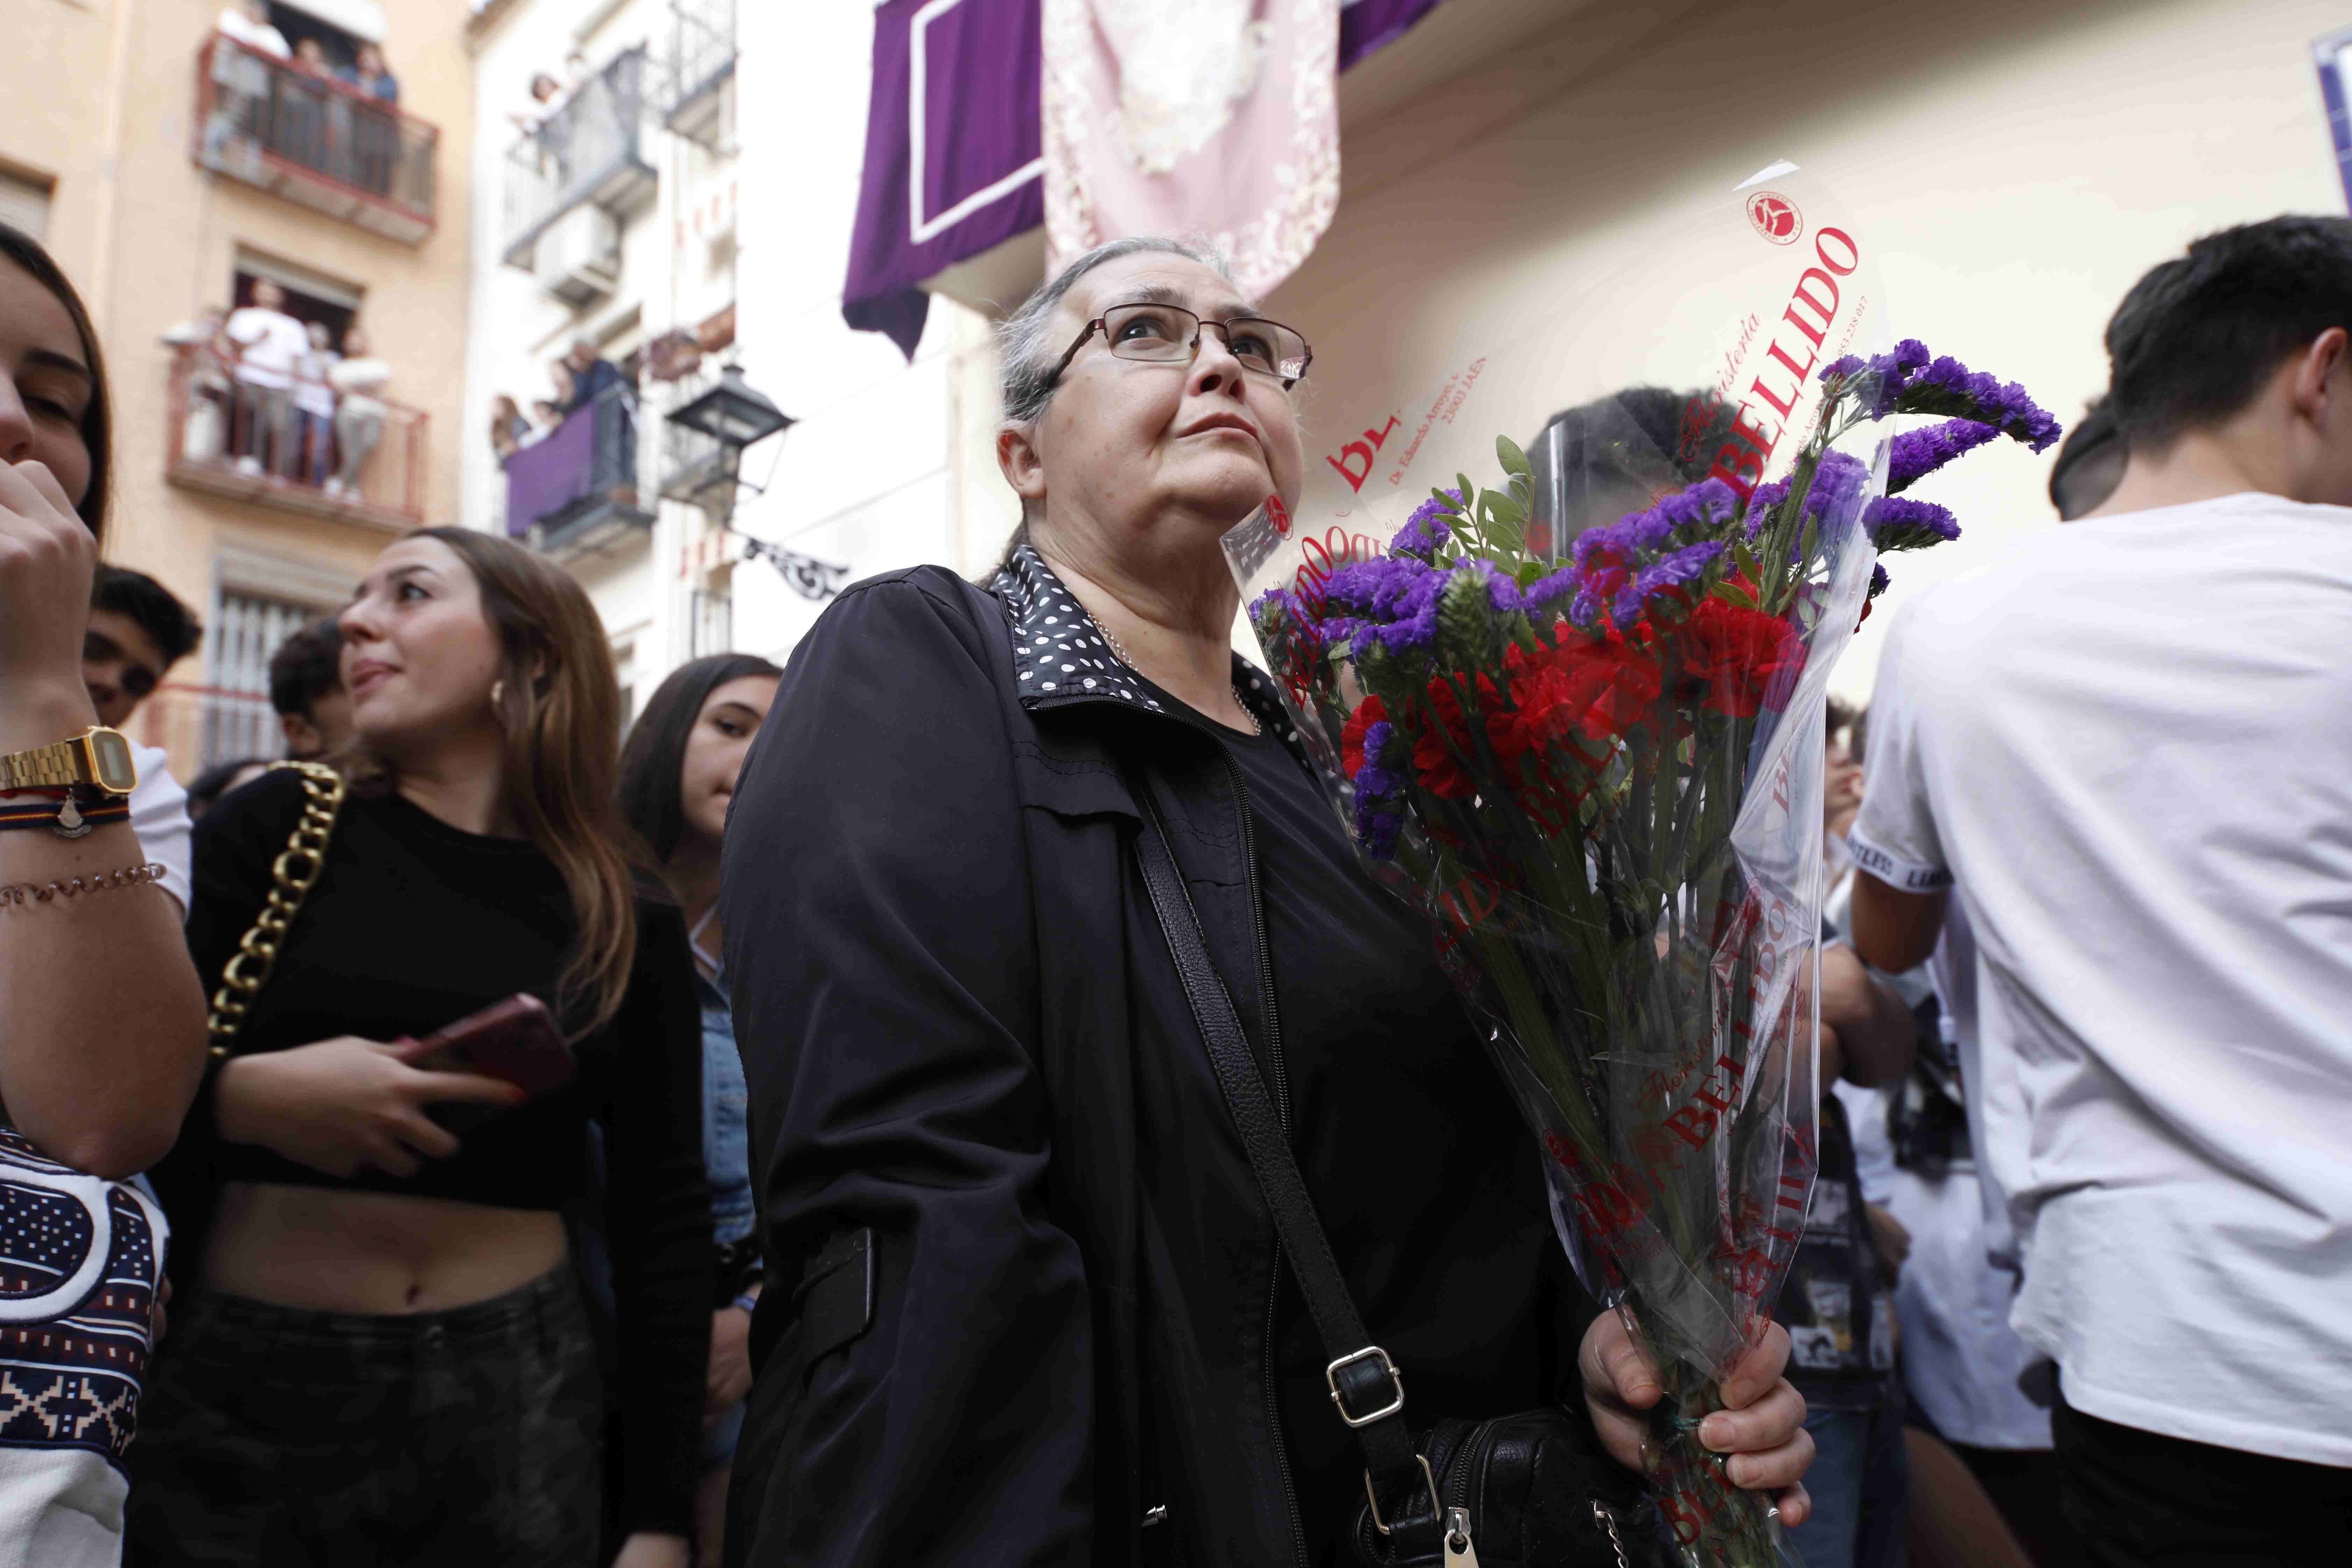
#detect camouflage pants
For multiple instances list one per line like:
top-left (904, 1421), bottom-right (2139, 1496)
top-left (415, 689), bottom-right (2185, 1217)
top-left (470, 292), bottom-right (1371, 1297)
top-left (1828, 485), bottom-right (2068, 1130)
top-left (124, 1268), bottom-right (602, 1566)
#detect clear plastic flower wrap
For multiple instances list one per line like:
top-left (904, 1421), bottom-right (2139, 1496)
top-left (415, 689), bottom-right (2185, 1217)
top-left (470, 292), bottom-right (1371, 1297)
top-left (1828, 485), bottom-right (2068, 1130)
top-left (1223, 164), bottom-right (2058, 1564)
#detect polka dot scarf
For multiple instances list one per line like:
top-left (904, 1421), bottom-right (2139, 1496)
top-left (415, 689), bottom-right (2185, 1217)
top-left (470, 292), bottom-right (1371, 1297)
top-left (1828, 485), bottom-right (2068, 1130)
top-left (990, 544), bottom-right (1311, 770)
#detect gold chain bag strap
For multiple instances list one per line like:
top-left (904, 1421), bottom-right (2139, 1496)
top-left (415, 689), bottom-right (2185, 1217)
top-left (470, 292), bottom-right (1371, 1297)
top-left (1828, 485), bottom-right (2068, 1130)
top-left (205, 760), bottom-right (348, 1058)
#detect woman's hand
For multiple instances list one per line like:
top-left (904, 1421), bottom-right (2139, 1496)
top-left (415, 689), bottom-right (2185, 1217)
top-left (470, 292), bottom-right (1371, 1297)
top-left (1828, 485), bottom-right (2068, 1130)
top-left (707, 1300), bottom-right (755, 1421)
top-left (213, 1036), bottom-right (526, 1178)
top-left (1580, 1311), bottom-right (1814, 1527)
top-left (612, 1532), bottom-right (690, 1568)
top-left (0, 459), bottom-right (98, 744)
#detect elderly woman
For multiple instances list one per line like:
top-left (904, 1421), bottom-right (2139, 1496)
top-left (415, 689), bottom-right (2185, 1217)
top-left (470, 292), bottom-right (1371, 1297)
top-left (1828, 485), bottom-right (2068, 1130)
top-left (721, 238), bottom-right (1814, 1566)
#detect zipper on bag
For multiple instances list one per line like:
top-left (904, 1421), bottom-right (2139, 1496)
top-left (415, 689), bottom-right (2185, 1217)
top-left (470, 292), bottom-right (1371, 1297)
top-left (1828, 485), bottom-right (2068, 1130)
top-left (1444, 1506), bottom-right (1481, 1566)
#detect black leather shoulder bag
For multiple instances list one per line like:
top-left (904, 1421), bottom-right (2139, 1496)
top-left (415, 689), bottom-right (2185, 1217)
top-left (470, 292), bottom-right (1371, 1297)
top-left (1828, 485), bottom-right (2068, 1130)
top-left (1130, 793), bottom-right (1648, 1567)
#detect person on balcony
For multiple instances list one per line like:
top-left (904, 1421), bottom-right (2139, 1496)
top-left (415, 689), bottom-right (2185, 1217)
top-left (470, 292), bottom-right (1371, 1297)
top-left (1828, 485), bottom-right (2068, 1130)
top-left (162, 306), bottom-right (235, 465)
top-left (224, 281), bottom-right (306, 478)
top-left (325, 325), bottom-right (390, 503)
top-left (490, 394), bottom-right (533, 462)
top-left (205, 1), bottom-right (289, 175)
top-left (339, 43), bottom-right (401, 198)
top-left (561, 337), bottom-right (625, 415)
top-left (292, 321), bottom-right (340, 490)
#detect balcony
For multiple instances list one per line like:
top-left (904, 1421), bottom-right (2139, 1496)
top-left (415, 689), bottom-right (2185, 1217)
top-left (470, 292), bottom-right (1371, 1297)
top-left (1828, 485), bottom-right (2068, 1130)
top-left (192, 35), bottom-right (438, 244)
top-left (504, 382), bottom-right (653, 559)
top-left (662, 0), bottom-right (737, 148)
top-left (163, 346), bottom-right (428, 528)
top-left (502, 48), bottom-right (658, 271)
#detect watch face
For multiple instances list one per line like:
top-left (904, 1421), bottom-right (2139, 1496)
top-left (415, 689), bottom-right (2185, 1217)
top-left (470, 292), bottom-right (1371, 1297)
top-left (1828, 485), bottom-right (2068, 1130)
top-left (86, 729), bottom-right (138, 794)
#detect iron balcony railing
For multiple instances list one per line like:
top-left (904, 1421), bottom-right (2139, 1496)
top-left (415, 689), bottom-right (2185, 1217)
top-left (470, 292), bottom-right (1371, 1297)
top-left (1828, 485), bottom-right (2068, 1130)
top-left (662, 0), bottom-right (737, 144)
top-left (502, 48), bottom-right (658, 269)
top-left (504, 381), bottom-right (654, 558)
top-left (163, 343), bottom-right (428, 527)
top-left (193, 35), bottom-right (438, 243)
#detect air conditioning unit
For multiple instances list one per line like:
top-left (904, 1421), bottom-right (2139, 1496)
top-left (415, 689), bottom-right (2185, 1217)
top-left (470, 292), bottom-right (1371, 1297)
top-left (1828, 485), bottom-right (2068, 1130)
top-left (534, 205), bottom-right (620, 306)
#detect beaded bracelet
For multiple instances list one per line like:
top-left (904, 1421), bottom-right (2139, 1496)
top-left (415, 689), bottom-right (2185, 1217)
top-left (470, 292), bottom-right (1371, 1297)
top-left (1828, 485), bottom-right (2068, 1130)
top-left (0, 862), bottom-right (168, 907)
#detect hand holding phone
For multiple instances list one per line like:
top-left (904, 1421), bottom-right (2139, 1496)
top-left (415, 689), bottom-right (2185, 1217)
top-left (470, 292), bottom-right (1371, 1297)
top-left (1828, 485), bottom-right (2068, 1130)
top-left (400, 994), bottom-right (576, 1133)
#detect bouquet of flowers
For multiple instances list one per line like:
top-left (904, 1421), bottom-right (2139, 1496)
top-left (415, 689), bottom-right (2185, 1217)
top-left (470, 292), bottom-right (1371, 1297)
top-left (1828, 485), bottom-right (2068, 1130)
top-left (1226, 337), bottom-right (2056, 1564)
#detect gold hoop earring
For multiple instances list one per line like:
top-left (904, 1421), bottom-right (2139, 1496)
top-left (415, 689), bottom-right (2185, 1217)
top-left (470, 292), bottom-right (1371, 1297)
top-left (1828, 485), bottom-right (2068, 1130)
top-left (490, 678), bottom-right (506, 707)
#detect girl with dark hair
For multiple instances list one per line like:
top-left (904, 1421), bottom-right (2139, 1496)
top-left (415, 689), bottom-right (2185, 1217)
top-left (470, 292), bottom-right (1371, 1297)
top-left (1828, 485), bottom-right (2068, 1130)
top-left (132, 527), bottom-right (710, 1568)
top-left (0, 215), bottom-right (204, 1568)
top-left (617, 651), bottom-right (783, 1564)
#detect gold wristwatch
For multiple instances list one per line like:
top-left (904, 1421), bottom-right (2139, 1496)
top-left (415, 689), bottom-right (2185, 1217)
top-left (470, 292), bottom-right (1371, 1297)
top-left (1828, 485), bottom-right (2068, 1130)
top-left (0, 726), bottom-right (140, 797)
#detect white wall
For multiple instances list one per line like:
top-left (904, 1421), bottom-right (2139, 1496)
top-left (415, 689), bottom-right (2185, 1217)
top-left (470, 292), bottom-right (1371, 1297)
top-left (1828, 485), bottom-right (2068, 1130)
top-left (1270, 0), bottom-right (2351, 700)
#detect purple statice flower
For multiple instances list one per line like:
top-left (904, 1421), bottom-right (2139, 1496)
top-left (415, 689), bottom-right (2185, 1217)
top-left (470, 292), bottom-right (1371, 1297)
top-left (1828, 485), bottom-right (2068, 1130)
top-left (1897, 358), bottom-right (2062, 452)
top-left (1391, 489), bottom-right (1464, 560)
top-left (1351, 725), bottom-right (1407, 858)
top-left (1821, 338), bottom-right (1934, 419)
top-left (1888, 419), bottom-right (1999, 493)
top-left (1748, 450), bottom-right (1868, 537)
top-left (1867, 563), bottom-right (1891, 600)
top-left (1863, 495), bottom-right (1961, 552)
top-left (1370, 565), bottom-right (1450, 656)
top-left (1325, 554), bottom-right (1434, 618)
top-left (1521, 560), bottom-right (1583, 617)
top-left (1614, 539), bottom-right (1726, 624)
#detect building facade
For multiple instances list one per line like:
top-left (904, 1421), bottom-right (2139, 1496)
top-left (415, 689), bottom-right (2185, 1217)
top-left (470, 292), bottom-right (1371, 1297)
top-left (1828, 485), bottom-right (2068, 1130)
top-left (461, 0), bottom-right (1014, 715)
top-left (6, 0), bottom-right (482, 781)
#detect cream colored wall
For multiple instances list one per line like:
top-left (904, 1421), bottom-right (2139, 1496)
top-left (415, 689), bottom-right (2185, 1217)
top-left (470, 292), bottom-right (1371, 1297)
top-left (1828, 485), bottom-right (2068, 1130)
top-left (0, 0), bottom-right (481, 778)
top-left (1267, 0), bottom-right (2349, 701)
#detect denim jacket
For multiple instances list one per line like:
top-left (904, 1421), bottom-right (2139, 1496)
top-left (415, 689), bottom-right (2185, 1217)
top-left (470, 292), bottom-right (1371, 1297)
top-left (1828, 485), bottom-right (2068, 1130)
top-left (698, 968), bottom-right (757, 1250)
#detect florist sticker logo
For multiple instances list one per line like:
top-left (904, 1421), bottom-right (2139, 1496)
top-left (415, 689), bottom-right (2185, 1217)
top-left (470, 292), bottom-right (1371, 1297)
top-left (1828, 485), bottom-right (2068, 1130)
top-left (1746, 190), bottom-right (1802, 246)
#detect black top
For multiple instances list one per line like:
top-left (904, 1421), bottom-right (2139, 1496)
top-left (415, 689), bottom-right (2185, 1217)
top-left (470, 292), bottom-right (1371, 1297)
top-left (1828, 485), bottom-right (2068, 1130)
top-left (172, 769), bottom-right (713, 1535)
top-left (1142, 681), bottom-right (1589, 1546)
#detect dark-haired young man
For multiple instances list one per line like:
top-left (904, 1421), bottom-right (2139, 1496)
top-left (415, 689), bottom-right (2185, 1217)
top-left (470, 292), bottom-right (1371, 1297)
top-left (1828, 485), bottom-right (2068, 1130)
top-left (85, 566), bottom-right (202, 728)
top-left (1848, 216), bottom-right (2352, 1566)
top-left (265, 615), bottom-right (350, 759)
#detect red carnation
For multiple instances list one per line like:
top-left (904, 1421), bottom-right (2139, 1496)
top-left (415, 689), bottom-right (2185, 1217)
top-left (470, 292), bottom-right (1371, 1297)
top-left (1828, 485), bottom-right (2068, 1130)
top-left (1340, 694), bottom-right (1388, 779)
top-left (1414, 676), bottom-right (1490, 800)
top-left (1682, 598), bottom-right (1807, 718)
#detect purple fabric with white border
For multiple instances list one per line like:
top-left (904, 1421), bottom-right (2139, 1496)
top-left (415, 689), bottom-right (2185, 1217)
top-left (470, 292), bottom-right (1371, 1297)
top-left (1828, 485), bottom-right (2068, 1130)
top-left (842, 0), bottom-right (1448, 353)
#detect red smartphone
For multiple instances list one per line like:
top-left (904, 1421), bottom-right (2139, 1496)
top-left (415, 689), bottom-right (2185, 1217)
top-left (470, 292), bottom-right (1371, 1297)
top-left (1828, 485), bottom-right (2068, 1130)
top-left (408, 994), bottom-right (575, 1132)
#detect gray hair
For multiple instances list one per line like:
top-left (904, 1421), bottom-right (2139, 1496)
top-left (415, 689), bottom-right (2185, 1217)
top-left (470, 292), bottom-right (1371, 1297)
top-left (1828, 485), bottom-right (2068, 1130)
top-left (996, 236), bottom-right (1235, 427)
top-left (986, 237), bottom-right (1236, 570)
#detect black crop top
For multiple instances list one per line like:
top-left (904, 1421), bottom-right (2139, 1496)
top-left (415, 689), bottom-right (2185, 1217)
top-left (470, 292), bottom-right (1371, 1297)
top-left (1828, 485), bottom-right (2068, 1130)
top-left (169, 768), bottom-right (714, 1535)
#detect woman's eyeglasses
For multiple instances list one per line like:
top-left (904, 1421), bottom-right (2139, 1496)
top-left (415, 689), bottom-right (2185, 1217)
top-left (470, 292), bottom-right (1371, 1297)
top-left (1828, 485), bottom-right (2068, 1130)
top-left (1049, 302), bottom-right (1313, 390)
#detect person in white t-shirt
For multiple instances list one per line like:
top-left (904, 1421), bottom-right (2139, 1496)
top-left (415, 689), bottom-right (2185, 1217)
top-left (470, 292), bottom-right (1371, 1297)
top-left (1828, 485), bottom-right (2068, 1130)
top-left (1848, 215), bottom-right (2352, 1568)
top-left (224, 281), bottom-right (309, 478)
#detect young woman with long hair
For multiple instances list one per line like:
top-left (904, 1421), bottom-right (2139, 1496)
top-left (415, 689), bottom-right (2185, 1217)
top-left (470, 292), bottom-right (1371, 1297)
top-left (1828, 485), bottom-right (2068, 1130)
top-left (132, 527), bottom-right (711, 1568)
top-left (615, 651), bottom-right (782, 1564)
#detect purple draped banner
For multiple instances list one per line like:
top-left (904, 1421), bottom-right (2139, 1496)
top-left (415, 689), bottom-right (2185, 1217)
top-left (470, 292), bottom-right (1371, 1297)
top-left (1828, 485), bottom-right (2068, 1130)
top-left (842, 0), bottom-right (1447, 355)
top-left (504, 406), bottom-right (597, 539)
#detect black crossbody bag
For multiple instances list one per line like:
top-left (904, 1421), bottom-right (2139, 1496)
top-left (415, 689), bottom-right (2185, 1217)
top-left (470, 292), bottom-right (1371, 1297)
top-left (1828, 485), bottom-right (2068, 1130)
top-left (1130, 794), bottom-right (1649, 1567)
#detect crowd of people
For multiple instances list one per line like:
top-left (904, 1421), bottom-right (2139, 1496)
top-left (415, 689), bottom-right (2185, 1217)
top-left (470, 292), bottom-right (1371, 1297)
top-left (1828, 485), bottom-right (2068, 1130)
top-left (490, 337), bottom-right (634, 463)
top-left (2, 192), bottom-right (2347, 1568)
top-left (166, 281), bottom-right (393, 501)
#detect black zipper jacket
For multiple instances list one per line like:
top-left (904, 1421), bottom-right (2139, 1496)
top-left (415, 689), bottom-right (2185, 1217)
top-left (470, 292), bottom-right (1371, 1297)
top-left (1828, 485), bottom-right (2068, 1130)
top-left (720, 555), bottom-right (1606, 1566)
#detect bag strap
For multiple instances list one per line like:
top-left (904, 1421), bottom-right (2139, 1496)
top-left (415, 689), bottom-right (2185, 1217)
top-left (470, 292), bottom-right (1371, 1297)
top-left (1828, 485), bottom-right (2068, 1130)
top-left (1128, 789), bottom-right (1444, 1550)
top-left (204, 760), bottom-right (347, 1058)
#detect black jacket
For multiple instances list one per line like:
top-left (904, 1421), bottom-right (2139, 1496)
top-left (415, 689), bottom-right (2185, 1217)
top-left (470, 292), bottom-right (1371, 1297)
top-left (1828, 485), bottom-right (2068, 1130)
top-left (721, 555), bottom-right (1606, 1566)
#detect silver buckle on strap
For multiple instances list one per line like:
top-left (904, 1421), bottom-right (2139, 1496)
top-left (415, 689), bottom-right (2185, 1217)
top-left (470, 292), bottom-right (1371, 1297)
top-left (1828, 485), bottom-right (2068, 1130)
top-left (1326, 1344), bottom-right (1405, 1428)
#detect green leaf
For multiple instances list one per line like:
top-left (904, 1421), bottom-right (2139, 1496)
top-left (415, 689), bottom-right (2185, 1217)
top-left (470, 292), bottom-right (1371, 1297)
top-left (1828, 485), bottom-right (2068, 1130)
top-left (1497, 434), bottom-right (1533, 479)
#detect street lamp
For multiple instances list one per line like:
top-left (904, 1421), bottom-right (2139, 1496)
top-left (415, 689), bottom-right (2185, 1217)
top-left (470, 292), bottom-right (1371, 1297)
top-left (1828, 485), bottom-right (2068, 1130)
top-left (664, 361), bottom-right (847, 601)
top-left (663, 361), bottom-right (796, 454)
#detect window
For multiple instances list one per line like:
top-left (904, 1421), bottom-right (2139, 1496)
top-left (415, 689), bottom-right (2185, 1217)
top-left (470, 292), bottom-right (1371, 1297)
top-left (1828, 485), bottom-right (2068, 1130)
top-left (234, 250), bottom-right (363, 350)
top-left (0, 166), bottom-right (52, 240)
top-left (203, 589), bottom-right (329, 766)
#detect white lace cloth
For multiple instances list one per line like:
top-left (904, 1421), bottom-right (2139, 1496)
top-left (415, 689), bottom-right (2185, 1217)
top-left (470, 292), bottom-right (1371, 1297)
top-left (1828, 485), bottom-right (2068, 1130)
top-left (1044, 0), bottom-right (1340, 300)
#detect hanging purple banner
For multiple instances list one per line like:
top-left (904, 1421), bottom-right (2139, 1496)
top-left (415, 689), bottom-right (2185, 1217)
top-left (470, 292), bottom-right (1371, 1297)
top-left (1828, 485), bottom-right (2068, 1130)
top-left (503, 407), bottom-right (597, 539)
top-left (1340, 0), bottom-right (1445, 70)
top-left (844, 0), bottom-right (1045, 358)
top-left (841, 0), bottom-right (1447, 353)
